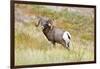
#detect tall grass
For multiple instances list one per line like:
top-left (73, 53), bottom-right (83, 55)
top-left (15, 4), bottom-right (95, 65)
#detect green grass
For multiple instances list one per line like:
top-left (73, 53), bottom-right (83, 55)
top-left (15, 26), bottom-right (94, 65)
top-left (15, 38), bottom-right (94, 65)
top-left (15, 4), bottom-right (95, 65)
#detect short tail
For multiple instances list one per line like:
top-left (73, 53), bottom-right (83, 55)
top-left (66, 31), bottom-right (71, 40)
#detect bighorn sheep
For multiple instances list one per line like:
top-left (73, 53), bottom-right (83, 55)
top-left (35, 16), bottom-right (71, 50)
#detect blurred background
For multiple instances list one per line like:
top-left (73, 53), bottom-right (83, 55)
top-left (15, 3), bottom-right (95, 65)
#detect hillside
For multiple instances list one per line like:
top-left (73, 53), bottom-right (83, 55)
top-left (15, 4), bottom-right (95, 65)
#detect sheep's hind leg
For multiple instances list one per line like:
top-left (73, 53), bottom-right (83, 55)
top-left (62, 32), bottom-right (70, 51)
top-left (62, 42), bottom-right (70, 51)
top-left (67, 42), bottom-right (70, 48)
top-left (66, 43), bottom-right (70, 51)
top-left (65, 43), bottom-right (70, 51)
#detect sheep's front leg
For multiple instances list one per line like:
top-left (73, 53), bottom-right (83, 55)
top-left (52, 41), bottom-right (55, 45)
top-left (51, 41), bottom-right (56, 48)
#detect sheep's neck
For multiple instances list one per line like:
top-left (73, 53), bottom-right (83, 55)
top-left (43, 27), bottom-right (50, 36)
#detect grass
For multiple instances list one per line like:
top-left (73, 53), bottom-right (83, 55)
top-left (15, 38), bottom-right (94, 65)
top-left (15, 4), bottom-right (95, 65)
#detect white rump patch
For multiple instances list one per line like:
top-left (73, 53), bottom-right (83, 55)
top-left (63, 31), bottom-right (71, 47)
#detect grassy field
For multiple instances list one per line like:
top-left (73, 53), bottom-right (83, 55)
top-left (15, 4), bottom-right (95, 65)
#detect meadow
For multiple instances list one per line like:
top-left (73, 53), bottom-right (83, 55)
top-left (15, 4), bottom-right (95, 65)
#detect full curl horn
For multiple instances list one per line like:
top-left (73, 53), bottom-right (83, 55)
top-left (35, 16), bottom-right (42, 27)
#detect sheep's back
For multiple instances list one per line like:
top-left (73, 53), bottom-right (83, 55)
top-left (53, 28), bottom-right (65, 43)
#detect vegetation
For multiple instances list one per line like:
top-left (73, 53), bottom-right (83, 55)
top-left (15, 4), bottom-right (94, 65)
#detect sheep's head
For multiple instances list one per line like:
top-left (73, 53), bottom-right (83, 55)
top-left (35, 16), bottom-right (53, 30)
top-left (42, 19), bottom-right (53, 30)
